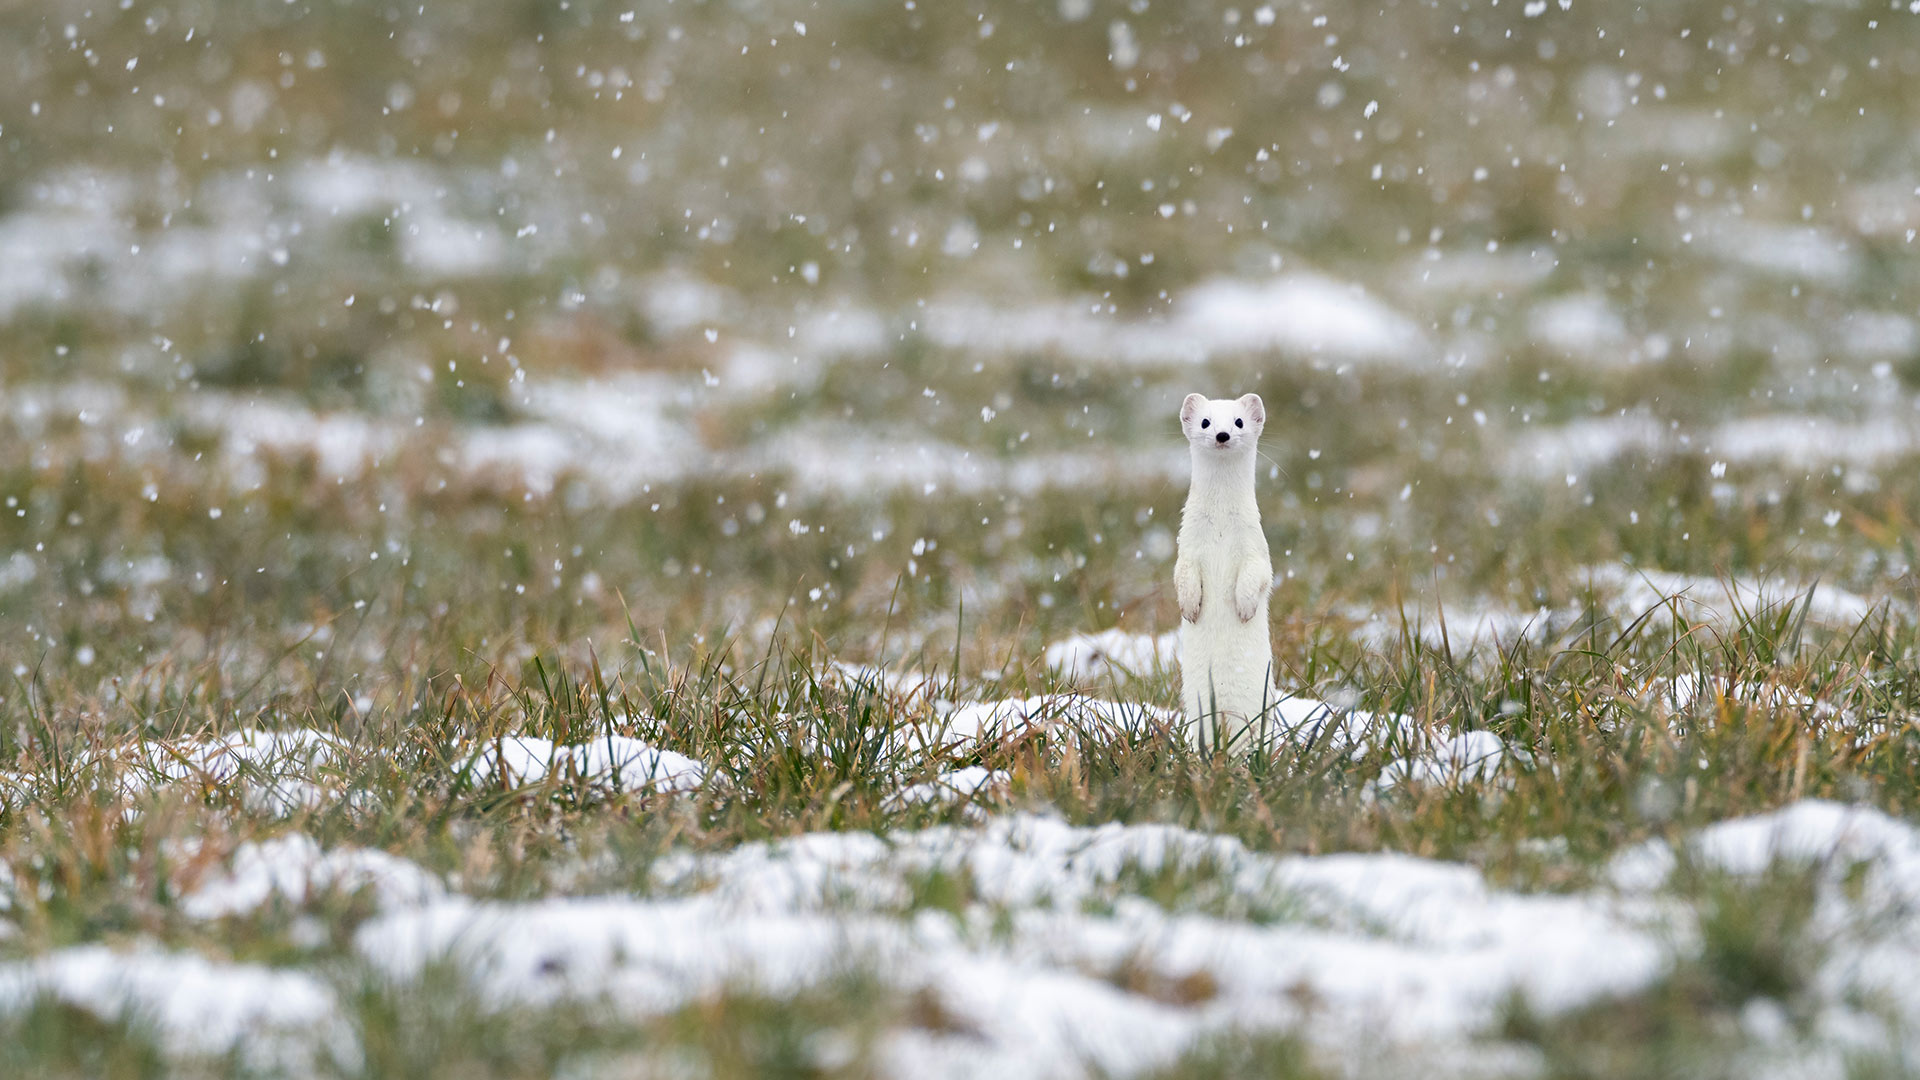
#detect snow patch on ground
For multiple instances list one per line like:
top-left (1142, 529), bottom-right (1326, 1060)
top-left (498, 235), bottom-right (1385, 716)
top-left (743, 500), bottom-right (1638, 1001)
top-left (1507, 411), bottom-right (1920, 485)
top-left (0, 946), bottom-right (341, 1069)
top-left (1591, 564), bottom-right (1881, 629)
top-left (1355, 566), bottom-right (1889, 665)
top-left (1044, 628), bottom-right (1178, 681)
top-left (1504, 413), bottom-right (1670, 479)
top-left (1375, 731), bottom-right (1526, 792)
top-left (1178, 274), bottom-right (1428, 362)
top-left (1709, 414), bottom-right (1920, 475)
top-left (743, 427), bottom-right (1187, 497)
top-left (935, 685), bottom-right (1520, 792)
top-left (1611, 800), bottom-right (1920, 893)
top-left (0, 552), bottom-right (39, 593)
top-left (926, 695), bottom-right (1180, 748)
top-left (187, 395), bottom-right (398, 484)
top-left (1352, 603), bottom-right (1566, 653)
top-left (2, 726), bottom-right (713, 814)
top-left (0, 727), bottom-right (347, 815)
top-left (883, 767), bottom-right (1012, 812)
top-left (160, 382), bottom-right (1188, 502)
top-left (128, 728), bottom-right (346, 815)
top-left (1698, 220), bottom-right (1859, 287)
top-left (356, 812), bottom-right (1663, 1076)
top-left (181, 833), bottom-right (446, 920)
top-left (916, 272), bottom-right (1426, 367)
top-left (11, 802), bottom-right (1920, 1076)
top-left (461, 735), bottom-right (707, 794)
top-left (1528, 293), bottom-right (1630, 360)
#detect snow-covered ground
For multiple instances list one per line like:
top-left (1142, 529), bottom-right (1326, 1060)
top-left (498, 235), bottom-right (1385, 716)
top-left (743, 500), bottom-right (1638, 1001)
top-left (8, 798), bottom-right (1920, 1077)
top-left (1348, 564), bottom-right (1891, 657)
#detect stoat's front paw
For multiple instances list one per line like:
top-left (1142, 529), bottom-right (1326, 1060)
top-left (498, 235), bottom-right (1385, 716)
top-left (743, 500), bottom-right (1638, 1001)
top-left (1234, 593), bottom-right (1260, 623)
top-left (1175, 562), bottom-right (1201, 622)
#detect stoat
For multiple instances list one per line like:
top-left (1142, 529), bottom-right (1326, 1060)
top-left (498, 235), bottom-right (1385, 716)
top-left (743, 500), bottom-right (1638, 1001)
top-left (1174, 392), bottom-right (1275, 752)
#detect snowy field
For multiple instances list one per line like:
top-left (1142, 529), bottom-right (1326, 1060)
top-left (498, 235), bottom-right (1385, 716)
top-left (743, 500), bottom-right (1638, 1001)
top-left (5, 0), bottom-right (1920, 1076)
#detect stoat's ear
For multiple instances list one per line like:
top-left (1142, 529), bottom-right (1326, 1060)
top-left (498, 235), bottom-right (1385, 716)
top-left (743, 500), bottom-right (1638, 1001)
top-left (1180, 393), bottom-right (1205, 426)
top-left (1237, 393), bottom-right (1266, 424)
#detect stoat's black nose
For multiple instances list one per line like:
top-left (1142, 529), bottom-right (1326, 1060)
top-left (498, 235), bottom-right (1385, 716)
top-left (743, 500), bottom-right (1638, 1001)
top-left (1215, 431), bottom-right (1230, 443)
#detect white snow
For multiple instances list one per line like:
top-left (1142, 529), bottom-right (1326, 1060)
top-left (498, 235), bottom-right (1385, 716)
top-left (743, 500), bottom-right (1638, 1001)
top-left (0, 552), bottom-right (37, 593)
top-left (1647, 674), bottom-right (1820, 718)
top-left (1698, 220), bottom-right (1859, 287)
top-left (400, 213), bottom-right (505, 275)
top-left (1043, 628), bottom-right (1178, 681)
top-left (742, 426), bottom-right (1188, 497)
top-left (931, 695), bottom-right (1179, 746)
top-left (128, 727), bottom-right (346, 815)
top-left (1611, 800), bottom-right (1920, 892)
top-left (5, 802), bottom-right (1920, 1076)
top-left (917, 272), bottom-right (1426, 367)
top-left (639, 271), bottom-right (735, 337)
top-left (797, 304), bottom-right (892, 357)
top-left (1839, 311), bottom-right (1920, 363)
top-left (290, 156), bottom-right (438, 217)
top-left (188, 395), bottom-right (396, 484)
top-left (0, 946), bottom-right (341, 1068)
top-left (0, 169), bottom-right (131, 319)
top-left (1590, 564), bottom-right (1881, 630)
top-left (0, 208), bottom-right (125, 319)
top-left (930, 689), bottom-right (1459, 785)
top-left (355, 812), bottom-right (1663, 1077)
top-left (180, 833), bottom-right (446, 920)
top-left (884, 767), bottom-right (1012, 811)
top-left (460, 734), bottom-right (706, 794)
top-left (155, 381), bottom-right (1191, 503)
top-left (1708, 414), bottom-right (1920, 474)
top-left (0, 159), bottom-right (516, 325)
top-left (1503, 413), bottom-right (1669, 480)
top-left (1504, 413), bottom-right (1920, 483)
top-left (1527, 293), bottom-right (1630, 359)
top-left (0, 728), bottom-right (348, 815)
top-left (1375, 731), bottom-right (1525, 792)
top-left (15, 726), bottom-right (702, 817)
top-left (234, 156), bottom-right (503, 278)
top-left (1351, 602), bottom-right (1564, 653)
top-left (1176, 274), bottom-right (1427, 363)
top-left (1356, 567), bottom-right (1889, 666)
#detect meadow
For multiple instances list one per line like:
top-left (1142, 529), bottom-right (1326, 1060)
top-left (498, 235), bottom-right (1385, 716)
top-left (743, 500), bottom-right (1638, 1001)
top-left (3, 0), bottom-right (1920, 1075)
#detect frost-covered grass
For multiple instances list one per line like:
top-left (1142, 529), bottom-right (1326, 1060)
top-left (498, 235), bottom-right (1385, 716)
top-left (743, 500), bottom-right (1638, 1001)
top-left (7, 0), bottom-right (1920, 1075)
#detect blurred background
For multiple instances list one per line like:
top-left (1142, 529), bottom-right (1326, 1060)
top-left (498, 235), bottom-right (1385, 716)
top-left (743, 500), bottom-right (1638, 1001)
top-left (3, 0), bottom-right (1918, 700)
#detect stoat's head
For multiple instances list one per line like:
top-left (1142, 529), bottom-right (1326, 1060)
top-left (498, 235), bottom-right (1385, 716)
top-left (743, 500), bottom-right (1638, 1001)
top-left (1180, 392), bottom-right (1265, 453)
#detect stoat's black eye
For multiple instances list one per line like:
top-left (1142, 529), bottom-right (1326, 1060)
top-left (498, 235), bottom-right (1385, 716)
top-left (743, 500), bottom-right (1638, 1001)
top-left (1200, 419), bottom-right (1210, 429)
top-left (1235, 418), bottom-right (1244, 428)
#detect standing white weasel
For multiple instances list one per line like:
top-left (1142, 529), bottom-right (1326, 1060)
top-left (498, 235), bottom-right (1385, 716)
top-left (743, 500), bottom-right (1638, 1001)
top-left (1175, 392), bottom-right (1275, 753)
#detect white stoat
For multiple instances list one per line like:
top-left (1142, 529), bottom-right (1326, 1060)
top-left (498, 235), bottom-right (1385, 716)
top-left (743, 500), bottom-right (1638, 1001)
top-left (1174, 392), bottom-right (1276, 753)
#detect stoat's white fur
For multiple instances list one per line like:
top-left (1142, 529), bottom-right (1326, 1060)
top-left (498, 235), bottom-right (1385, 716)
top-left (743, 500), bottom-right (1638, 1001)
top-left (1174, 392), bottom-right (1275, 753)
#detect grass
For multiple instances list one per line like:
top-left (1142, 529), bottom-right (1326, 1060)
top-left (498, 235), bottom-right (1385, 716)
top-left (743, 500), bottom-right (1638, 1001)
top-left (1129, 1032), bottom-right (1325, 1080)
top-left (0, 997), bottom-right (176, 1080)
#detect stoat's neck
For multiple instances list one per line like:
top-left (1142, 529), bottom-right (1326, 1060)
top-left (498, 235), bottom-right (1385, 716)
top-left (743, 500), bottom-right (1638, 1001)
top-left (1187, 446), bottom-right (1258, 515)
